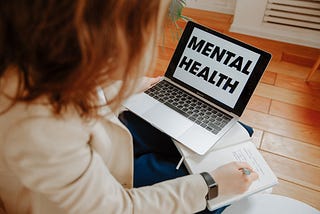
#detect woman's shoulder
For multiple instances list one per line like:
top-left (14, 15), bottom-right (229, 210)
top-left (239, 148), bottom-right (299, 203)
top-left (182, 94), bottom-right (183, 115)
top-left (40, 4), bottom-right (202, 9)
top-left (2, 102), bottom-right (91, 152)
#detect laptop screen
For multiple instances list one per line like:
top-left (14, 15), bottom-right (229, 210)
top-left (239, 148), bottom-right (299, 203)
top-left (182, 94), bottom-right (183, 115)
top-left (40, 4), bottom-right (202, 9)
top-left (165, 21), bottom-right (271, 116)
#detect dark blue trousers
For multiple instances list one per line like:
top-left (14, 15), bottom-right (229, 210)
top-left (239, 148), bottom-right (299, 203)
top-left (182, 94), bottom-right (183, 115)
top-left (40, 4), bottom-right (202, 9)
top-left (119, 111), bottom-right (253, 214)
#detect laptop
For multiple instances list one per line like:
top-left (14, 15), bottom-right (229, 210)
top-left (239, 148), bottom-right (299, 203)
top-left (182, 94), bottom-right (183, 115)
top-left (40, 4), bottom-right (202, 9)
top-left (124, 21), bottom-right (271, 155)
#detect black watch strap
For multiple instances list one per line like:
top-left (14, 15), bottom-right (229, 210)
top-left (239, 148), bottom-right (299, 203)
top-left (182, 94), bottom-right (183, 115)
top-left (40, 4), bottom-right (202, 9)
top-left (200, 172), bottom-right (218, 200)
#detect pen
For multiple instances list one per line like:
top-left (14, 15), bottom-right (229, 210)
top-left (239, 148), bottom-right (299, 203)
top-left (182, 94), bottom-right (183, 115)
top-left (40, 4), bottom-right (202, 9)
top-left (176, 156), bottom-right (184, 170)
top-left (241, 167), bottom-right (251, 175)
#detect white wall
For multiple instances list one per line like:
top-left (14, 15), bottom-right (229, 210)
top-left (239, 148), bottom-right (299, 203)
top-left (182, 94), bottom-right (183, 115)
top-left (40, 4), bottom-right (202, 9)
top-left (185, 0), bottom-right (236, 14)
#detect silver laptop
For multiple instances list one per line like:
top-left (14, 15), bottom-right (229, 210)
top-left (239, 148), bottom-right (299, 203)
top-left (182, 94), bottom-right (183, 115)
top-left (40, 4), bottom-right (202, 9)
top-left (124, 21), bottom-right (271, 155)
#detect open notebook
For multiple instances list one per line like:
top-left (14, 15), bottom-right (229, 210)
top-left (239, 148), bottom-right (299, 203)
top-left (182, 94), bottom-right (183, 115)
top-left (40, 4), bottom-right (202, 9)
top-left (173, 122), bottom-right (278, 211)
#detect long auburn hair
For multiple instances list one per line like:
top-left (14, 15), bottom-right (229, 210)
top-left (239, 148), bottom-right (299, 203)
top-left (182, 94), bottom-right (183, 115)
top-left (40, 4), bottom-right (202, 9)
top-left (0, 0), bottom-right (167, 118)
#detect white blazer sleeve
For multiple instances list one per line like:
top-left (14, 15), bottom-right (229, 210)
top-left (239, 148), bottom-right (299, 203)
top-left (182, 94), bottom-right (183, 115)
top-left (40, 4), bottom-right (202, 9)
top-left (3, 117), bottom-right (208, 214)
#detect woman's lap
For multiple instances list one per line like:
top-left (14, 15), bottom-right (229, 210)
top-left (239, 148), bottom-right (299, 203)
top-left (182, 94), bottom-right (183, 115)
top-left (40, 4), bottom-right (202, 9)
top-left (119, 111), bottom-right (188, 187)
top-left (119, 111), bottom-right (253, 214)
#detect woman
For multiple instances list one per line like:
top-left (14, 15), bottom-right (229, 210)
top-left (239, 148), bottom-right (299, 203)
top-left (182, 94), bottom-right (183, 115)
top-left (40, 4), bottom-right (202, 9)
top-left (0, 1), bottom-right (258, 213)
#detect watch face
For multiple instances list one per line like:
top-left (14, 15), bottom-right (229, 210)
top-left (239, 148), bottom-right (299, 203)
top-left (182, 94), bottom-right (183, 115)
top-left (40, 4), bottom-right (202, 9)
top-left (207, 185), bottom-right (218, 200)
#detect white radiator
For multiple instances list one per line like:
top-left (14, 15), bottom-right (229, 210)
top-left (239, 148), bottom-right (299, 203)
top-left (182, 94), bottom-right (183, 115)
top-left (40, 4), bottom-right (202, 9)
top-left (230, 0), bottom-right (320, 48)
top-left (264, 0), bottom-right (320, 31)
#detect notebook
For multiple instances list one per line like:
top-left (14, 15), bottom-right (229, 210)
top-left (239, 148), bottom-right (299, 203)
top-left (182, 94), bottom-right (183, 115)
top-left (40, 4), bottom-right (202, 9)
top-left (124, 21), bottom-right (271, 155)
top-left (172, 122), bottom-right (278, 211)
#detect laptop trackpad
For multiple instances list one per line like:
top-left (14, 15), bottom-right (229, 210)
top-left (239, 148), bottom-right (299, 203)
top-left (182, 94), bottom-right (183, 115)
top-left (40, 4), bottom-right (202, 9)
top-left (143, 103), bottom-right (193, 137)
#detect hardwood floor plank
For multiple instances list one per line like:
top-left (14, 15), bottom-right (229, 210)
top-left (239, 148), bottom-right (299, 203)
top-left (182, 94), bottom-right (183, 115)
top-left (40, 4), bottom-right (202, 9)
top-left (254, 83), bottom-right (320, 112)
top-left (261, 71), bottom-right (277, 85)
top-left (272, 179), bottom-right (320, 210)
top-left (153, 58), bottom-right (170, 76)
top-left (247, 95), bottom-right (271, 114)
top-left (268, 61), bottom-right (310, 79)
top-left (261, 151), bottom-right (320, 191)
top-left (275, 73), bottom-right (320, 97)
top-left (153, 62), bottom-right (166, 77)
top-left (307, 69), bottom-right (320, 82)
top-left (241, 109), bottom-right (320, 146)
top-left (182, 8), bottom-right (232, 33)
top-left (261, 132), bottom-right (320, 166)
top-left (280, 45), bottom-right (320, 62)
top-left (281, 51), bottom-right (317, 67)
top-left (159, 19), bottom-right (188, 45)
top-left (269, 100), bottom-right (320, 126)
top-left (157, 46), bottom-right (175, 61)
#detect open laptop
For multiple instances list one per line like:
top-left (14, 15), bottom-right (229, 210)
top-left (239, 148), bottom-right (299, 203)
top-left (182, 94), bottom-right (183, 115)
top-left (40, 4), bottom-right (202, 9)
top-left (124, 21), bottom-right (271, 155)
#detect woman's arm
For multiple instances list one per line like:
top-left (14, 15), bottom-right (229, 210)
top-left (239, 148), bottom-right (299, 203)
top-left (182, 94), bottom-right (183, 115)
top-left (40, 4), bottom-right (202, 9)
top-left (3, 116), bottom-right (208, 214)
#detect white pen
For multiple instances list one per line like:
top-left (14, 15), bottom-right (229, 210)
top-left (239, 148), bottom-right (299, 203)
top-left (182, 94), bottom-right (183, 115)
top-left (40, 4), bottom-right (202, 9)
top-left (176, 156), bottom-right (184, 170)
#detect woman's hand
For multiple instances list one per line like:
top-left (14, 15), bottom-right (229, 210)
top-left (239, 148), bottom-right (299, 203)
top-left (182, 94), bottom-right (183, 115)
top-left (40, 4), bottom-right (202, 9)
top-left (210, 161), bottom-right (259, 196)
top-left (134, 76), bottom-right (162, 94)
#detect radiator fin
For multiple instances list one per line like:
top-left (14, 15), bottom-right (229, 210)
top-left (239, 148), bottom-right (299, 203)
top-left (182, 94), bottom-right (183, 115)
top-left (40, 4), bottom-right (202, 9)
top-left (264, 0), bottom-right (320, 30)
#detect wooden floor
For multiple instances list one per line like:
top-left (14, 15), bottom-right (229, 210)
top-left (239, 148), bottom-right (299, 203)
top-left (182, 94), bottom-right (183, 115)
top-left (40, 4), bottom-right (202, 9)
top-left (154, 8), bottom-right (320, 210)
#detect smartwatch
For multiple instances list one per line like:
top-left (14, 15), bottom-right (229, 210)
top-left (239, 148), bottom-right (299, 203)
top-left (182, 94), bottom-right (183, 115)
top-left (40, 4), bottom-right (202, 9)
top-left (200, 172), bottom-right (218, 200)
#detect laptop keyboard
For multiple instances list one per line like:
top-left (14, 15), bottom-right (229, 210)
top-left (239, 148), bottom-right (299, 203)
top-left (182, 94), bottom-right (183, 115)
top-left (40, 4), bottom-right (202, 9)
top-left (144, 80), bottom-right (232, 134)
